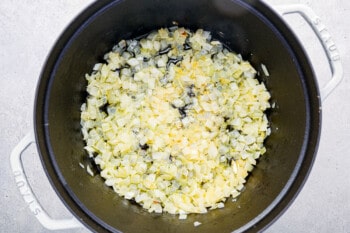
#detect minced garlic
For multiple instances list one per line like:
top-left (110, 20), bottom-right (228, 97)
top-left (80, 27), bottom-right (271, 216)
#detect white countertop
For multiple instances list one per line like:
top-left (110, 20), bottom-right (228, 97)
top-left (1, 0), bottom-right (349, 232)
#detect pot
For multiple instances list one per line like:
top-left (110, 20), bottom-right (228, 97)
top-left (11, 0), bottom-right (342, 232)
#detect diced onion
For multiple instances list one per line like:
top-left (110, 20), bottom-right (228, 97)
top-left (261, 63), bottom-right (270, 76)
top-left (80, 27), bottom-right (271, 219)
top-left (194, 221), bottom-right (202, 227)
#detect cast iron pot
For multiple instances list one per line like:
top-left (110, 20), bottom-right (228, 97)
top-left (34, 0), bottom-right (322, 232)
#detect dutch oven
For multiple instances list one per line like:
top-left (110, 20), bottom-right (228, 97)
top-left (11, 0), bottom-right (343, 232)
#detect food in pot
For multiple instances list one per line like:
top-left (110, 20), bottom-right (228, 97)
top-left (80, 27), bottom-right (271, 217)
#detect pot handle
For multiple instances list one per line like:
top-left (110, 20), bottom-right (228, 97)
top-left (274, 4), bottom-right (343, 102)
top-left (10, 132), bottom-right (84, 230)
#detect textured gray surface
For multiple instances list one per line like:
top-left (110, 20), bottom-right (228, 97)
top-left (1, 0), bottom-right (349, 232)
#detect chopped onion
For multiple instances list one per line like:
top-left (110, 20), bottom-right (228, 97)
top-left (80, 27), bottom-right (271, 219)
top-left (261, 63), bottom-right (270, 76)
top-left (194, 221), bottom-right (202, 227)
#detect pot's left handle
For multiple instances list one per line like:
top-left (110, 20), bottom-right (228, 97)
top-left (10, 131), bottom-right (84, 230)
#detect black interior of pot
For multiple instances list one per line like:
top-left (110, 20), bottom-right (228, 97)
top-left (35, 0), bottom-right (321, 232)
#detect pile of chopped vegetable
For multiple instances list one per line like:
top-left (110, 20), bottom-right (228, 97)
top-left (80, 27), bottom-right (271, 218)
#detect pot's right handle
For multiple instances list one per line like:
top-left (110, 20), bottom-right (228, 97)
top-left (274, 4), bottom-right (343, 102)
top-left (10, 132), bottom-right (84, 230)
